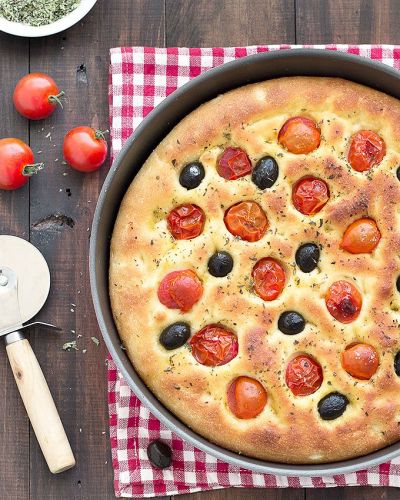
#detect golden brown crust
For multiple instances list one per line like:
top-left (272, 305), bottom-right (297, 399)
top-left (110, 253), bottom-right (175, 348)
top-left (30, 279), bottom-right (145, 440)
top-left (109, 77), bottom-right (400, 464)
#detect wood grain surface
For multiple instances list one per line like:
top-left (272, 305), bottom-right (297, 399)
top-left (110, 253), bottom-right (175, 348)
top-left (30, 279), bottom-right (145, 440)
top-left (0, 0), bottom-right (398, 498)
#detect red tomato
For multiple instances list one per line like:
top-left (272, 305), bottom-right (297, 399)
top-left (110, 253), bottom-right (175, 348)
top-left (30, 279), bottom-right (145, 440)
top-left (224, 201), bottom-right (268, 242)
top-left (190, 324), bottom-right (238, 366)
top-left (252, 257), bottom-right (286, 301)
top-left (63, 126), bottom-right (108, 172)
top-left (285, 355), bottom-right (323, 396)
top-left (0, 138), bottom-right (43, 190)
top-left (167, 204), bottom-right (205, 240)
top-left (325, 280), bottom-right (362, 323)
top-left (227, 376), bottom-right (267, 419)
top-left (217, 147), bottom-right (252, 180)
top-left (340, 218), bottom-right (381, 254)
top-left (348, 130), bottom-right (386, 172)
top-left (292, 177), bottom-right (330, 215)
top-left (13, 73), bottom-right (64, 120)
top-left (157, 270), bottom-right (203, 312)
top-left (341, 343), bottom-right (379, 380)
top-left (278, 116), bottom-right (321, 154)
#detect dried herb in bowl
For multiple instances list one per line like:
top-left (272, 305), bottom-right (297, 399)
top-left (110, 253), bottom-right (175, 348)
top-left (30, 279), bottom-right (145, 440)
top-left (0, 0), bottom-right (80, 27)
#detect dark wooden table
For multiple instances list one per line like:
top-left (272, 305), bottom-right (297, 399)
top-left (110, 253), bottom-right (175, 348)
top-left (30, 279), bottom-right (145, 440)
top-left (0, 0), bottom-right (399, 498)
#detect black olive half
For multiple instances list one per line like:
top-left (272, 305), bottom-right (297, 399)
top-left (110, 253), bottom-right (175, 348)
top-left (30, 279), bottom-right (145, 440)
top-left (251, 156), bottom-right (279, 190)
top-left (318, 392), bottom-right (349, 420)
top-left (396, 276), bottom-right (400, 293)
top-left (395, 352), bottom-right (400, 376)
top-left (396, 166), bottom-right (400, 181)
top-left (295, 243), bottom-right (320, 273)
top-left (278, 311), bottom-right (305, 335)
top-left (208, 251), bottom-right (234, 277)
top-left (179, 161), bottom-right (205, 190)
top-left (159, 322), bottom-right (190, 350)
top-left (147, 440), bottom-right (172, 469)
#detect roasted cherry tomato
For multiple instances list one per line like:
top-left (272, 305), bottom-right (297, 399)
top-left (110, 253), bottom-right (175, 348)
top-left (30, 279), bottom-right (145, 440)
top-left (278, 116), bottom-right (321, 154)
top-left (227, 376), bottom-right (267, 419)
top-left (292, 177), bottom-right (329, 215)
top-left (190, 324), bottom-right (238, 366)
top-left (63, 126), bottom-right (108, 172)
top-left (340, 218), bottom-right (381, 254)
top-left (341, 343), bottom-right (379, 380)
top-left (285, 355), bottom-right (323, 396)
top-left (167, 204), bottom-right (205, 240)
top-left (157, 270), bottom-right (203, 312)
top-left (13, 73), bottom-right (64, 120)
top-left (0, 138), bottom-right (43, 190)
top-left (348, 130), bottom-right (386, 172)
top-left (325, 280), bottom-right (362, 323)
top-left (252, 257), bottom-right (286, 301)
top-left (224, 201), bottom-right (268, 242)
top-left (217, 147), bottom-right (252, 180)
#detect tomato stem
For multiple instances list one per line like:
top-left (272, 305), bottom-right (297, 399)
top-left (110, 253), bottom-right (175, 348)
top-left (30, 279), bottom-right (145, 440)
top-left (22, 163), bottom-right (45, 177)
top-left (94, 129), bottom-right (109, 141)
top-left (48, 91), bottom-right (65, 109)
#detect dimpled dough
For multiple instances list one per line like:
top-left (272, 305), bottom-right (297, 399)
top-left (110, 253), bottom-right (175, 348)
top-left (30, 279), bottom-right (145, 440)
top-left (110, 77), bottom-right (400, 464)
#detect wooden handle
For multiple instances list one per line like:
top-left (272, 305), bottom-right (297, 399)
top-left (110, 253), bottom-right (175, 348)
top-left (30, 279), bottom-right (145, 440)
top-left (6, 338), bottom-right (76, 473)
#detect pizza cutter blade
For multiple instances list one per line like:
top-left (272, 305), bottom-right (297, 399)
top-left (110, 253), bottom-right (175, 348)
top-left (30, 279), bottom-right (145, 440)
top-left (0, 235), bottom-right (75, 474)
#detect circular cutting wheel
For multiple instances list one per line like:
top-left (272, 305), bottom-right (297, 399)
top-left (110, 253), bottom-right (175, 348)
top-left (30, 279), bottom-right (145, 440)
top-left (0, 236), bottom-right (50, 324)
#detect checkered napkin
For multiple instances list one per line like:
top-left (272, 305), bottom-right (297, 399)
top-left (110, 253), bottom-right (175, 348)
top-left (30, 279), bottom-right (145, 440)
top-left (108, 45), bottom-right (400, 498)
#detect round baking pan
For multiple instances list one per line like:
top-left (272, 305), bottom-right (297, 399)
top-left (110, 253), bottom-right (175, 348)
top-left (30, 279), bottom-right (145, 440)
top-left (90, 49), bottom-right (400, 476)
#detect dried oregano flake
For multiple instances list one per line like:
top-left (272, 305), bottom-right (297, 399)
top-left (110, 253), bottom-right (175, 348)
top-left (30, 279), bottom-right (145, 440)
top-left (0, 0), bottom-right (80, 27)
top-left (91, 336), bottom-right (100, 346)
top-left (63, 340), bottom-right (78, 351)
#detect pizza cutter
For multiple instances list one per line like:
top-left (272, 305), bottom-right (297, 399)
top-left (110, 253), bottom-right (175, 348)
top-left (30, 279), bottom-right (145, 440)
top-left (0, 235), bottom-right (75, 473)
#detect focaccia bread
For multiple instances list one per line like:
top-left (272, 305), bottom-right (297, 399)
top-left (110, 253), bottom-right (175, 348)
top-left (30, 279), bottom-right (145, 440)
top-left (110, 77), bottom-right (400, 464)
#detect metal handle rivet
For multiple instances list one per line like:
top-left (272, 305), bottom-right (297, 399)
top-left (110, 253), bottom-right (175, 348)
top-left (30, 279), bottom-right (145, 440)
top-left (0, 275), bottom-right (8, 287)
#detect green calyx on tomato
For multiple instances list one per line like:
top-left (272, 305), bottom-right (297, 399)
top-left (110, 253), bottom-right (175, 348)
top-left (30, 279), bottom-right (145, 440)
top-left (22, 163), bottom-right (45, 176)
top-left (93, 129), bottom-right (109, 141)
top-left (48, 91), bottom-right (65, 108)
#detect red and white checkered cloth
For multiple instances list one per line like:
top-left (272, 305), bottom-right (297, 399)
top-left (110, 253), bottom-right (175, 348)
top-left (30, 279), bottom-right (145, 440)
top-left (108, 45), bottom-right (400, 498)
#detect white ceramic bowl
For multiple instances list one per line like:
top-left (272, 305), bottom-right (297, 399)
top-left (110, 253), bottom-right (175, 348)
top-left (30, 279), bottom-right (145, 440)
top-left (0, 0), bottom-right (97, 37)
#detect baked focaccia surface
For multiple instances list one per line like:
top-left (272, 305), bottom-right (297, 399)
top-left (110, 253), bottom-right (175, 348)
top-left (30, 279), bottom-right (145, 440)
top-left (110, 77), bottom-right (400, 464)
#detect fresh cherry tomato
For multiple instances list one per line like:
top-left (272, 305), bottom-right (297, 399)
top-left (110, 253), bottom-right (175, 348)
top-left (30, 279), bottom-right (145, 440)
top-left (217, 147), bottom-right (252, 180)
top-left (285, 355), bottom-right (323, 396)
top-left (167, 204), bottom-right (205, 240)
top-left (341, 343), bottom-right (379, 380)
top-left (224, 201), bottom-right (268, 242)
top-left (0, 138), bottom-right (43, 190)
top-left (13, 73), bottom-right (64, 120)
top-left (190, 324), bottom-right (238, 366)
top-left (340, 218), bottom-right (381, 254)
top-left (63, 126), bottom-right (108, 172)
top-left (348, 130), bottom-right (386, 172)
top-left (157, 270), bottom-right (203, 312)
top-left (292, 177), bottom-right (330, 215)
top-left (227, 376), bottom-right (267, 419)
top-left (325, 280), bottom-right (362, 323)
top-left (252, 257), bottom-right (286, 301)
top-left (278, 116), bottom-right (321, 154)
